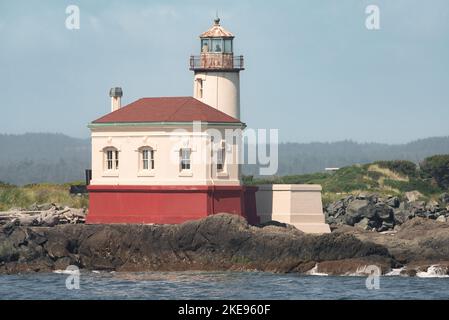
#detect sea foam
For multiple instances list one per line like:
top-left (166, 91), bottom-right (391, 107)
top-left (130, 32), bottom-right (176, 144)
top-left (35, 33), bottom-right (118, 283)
top-left (416, 265), bottom-right (449, 278)
top-left (306, 264), bottom-right (329, 276)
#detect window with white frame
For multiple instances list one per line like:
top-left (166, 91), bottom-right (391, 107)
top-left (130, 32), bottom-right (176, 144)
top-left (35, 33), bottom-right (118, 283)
top-left (180, 148), bottom-right (191, 171)
top-left (104, 147), bottom-right (119, 171)
top-left (217, 142), bottom-right (226, 171)
top-left (141, 147), bottom-right (155, 171)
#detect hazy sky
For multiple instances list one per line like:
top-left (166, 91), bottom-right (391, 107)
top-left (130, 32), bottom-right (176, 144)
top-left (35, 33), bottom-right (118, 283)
top-left (1, 0), bottom-right (448, 143)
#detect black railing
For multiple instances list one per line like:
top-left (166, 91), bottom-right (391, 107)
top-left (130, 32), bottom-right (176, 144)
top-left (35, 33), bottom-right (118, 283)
top-left (190, 54), bottom-right (244, 71)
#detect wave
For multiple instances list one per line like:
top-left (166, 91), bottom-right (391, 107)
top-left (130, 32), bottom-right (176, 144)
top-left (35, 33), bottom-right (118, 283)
top-left (343, 265), bottom-right (381, 277)
top-left (416, 265), bottom-right (449, 278)
top-left (53, 269), bottom-right (79, 275)
top-left (306, 264), bottom-right (329, 276)
top-left (385, 267), bottom-right (406, 276)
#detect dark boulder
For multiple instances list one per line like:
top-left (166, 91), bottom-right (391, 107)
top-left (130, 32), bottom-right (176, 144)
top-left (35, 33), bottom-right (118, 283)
top-left (345, 200), bottom-right (369, 226)
top-left (386, 196), bottom-right (400, 208)
top-left (326, 200), bottom-right (346, 218)
top-left (375, 203), bottom-right (394, 222)
top-left (354, 218), bottom-right (371, 230)
top-left (394, 209), bottom-right (413, 225)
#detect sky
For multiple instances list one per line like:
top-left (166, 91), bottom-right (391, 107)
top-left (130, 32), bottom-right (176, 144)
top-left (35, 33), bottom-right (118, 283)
top-left (0, 0), bottom-right (448, 143)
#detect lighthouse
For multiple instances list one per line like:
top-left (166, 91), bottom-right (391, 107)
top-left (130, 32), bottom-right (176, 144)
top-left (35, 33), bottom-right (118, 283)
top-left (85, 16), bottom-right (330, 234)
top-left (190, 17), bottom-right (244, 120)
top-left (86, 17), bottom-right (259, 226)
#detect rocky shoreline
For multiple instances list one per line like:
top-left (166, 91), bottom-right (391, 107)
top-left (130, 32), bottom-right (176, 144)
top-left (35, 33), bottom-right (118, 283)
top-left (1, 213), bottom-right (449, 276)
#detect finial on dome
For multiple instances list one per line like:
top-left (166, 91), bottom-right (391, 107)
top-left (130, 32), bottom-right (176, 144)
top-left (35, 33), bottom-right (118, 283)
top-left (214, 11), bottom-right (220, 25)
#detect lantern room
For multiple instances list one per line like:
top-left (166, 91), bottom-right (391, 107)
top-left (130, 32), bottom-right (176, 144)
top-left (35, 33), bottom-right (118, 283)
top-left (190, 17), bottom-right (244, 71)
top-left (200, 18), bottom-right (234, 53)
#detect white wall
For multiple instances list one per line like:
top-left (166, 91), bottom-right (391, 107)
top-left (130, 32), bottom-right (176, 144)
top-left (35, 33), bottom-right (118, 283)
top-left (193, 71), bottom-right (240, 119)
top-left (256, 184), bottom-right (331, 234)
top-left (90, 125), bottom-right (242, 186)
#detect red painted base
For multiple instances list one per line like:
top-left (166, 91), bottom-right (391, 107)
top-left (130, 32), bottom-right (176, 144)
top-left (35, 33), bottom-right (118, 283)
top-left (87, 185), bottom-right (259, 225)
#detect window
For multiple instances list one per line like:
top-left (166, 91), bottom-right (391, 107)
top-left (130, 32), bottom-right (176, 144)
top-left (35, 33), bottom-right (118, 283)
top-left (201, 39), bottom-right (210, 52)
top-left (104, 148), bottom-right (119, 171)
top-left (212, 39), bottom-right (222, 52)
top-left (141, 148), bottom-right (155, 171)
top-left (224, 39), bottom-right (232, 53)
top-left (180, 148), bottom-right (191, 171)
top-left (217, 143), bottom-right (226, 171)
top-left (197, 79), bottom-right (203, 98)
top-left (106, 150), bottom-right (113, 170)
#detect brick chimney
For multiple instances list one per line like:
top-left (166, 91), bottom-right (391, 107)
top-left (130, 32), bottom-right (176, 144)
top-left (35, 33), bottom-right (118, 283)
top-left (109, 87), bottom-right (123, 112)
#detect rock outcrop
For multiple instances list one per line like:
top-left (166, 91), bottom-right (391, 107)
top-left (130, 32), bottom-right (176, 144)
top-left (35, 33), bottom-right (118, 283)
top-left (0, 214), bottom-right (393, 275)
top-left (332, 217), bottom-right (449, 276)
top-left (325, 193), bottom-right (449, 232)
top-left (2, 213), bottom-right (449, 276)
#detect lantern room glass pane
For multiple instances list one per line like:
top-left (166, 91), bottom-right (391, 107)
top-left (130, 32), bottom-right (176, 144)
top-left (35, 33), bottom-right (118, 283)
top-left (212, 39), bottom-right (222, 52)
top-left (224, 40), bottom-right (232, 53)
top-left (201, 39), bottom-right (210, 52)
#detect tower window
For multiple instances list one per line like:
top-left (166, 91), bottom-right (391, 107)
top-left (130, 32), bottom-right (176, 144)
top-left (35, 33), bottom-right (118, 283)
top-left (197, 79), bottom-right (203, 98)
top-left (180, 148), bottom-right (191, 171)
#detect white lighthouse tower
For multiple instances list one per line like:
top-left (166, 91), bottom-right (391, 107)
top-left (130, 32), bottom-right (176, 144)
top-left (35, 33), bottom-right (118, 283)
top-left (190, 17), bottom-right (244, 119)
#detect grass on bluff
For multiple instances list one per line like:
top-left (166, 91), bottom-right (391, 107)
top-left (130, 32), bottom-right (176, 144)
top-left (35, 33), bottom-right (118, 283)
top-left (0, 181), bottom-right (88, 211)
top-left (243, 160), bottom-right (444, 203)
top-left (244, 165), bottom-right (375, 193)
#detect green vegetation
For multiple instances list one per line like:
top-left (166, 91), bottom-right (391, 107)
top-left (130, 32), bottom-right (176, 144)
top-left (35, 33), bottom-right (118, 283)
top-left (382, 178), bottom-right (441, 195)
top-left (244, 155), bottom-right (449, 201)
top-left (243, 172), bottom-right (330, 186)
top-left (245, 165), bottom-right (376, 193)
top-left (374, 160), bottom-right (417, 177)
top-left (0, 182), bottom-right (88, 211)
top-left (420, 155), bottom-right (449, 190)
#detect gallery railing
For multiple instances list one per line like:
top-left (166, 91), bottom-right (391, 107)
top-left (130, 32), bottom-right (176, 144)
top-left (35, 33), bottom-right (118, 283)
top-left (189, 54), bottom-right (244, 71)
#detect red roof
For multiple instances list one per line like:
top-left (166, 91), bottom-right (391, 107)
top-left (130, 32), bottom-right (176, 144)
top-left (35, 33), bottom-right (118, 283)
top-left (92, 97), bottom-right (242, 124)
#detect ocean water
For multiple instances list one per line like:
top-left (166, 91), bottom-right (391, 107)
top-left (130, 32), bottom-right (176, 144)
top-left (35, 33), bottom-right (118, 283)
top-left (1, 271), bottom-right (449, 300)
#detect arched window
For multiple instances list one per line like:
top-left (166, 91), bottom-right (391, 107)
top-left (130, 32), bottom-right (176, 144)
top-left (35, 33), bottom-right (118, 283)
top-left (103, 147), bottom-right (119, 171)
top-left (140, 147), bottom-right (155, 171)
top-left (180, 148), bottom-right (191, 171)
